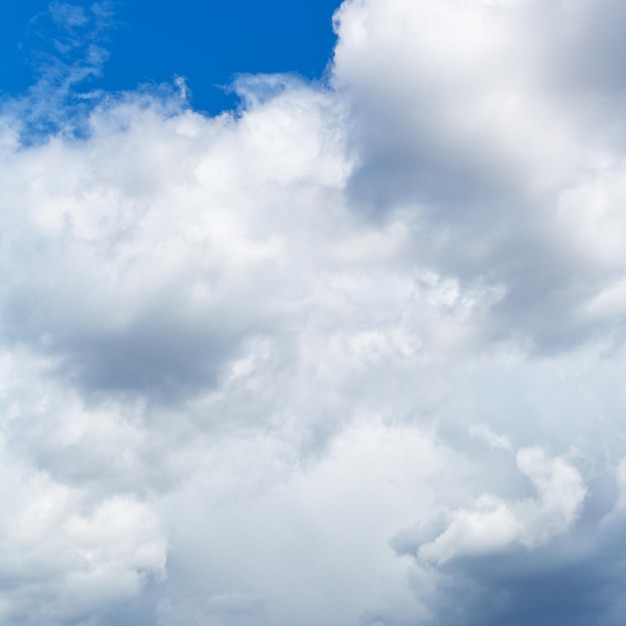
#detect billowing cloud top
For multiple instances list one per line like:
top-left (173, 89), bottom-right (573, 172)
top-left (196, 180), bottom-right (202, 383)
top-left (3, 1), bottom-right (626, 624)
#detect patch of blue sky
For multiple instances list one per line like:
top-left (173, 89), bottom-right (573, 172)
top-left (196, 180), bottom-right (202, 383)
top-left (0, 0), bottom-right (342, 115)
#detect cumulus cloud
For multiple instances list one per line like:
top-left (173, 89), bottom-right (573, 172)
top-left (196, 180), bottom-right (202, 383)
top-left (0, 432), bottom-right (166, 625)
top-left (3, 0), bottom-right (626, 625)
top-left (417, 447), bottom-right (586, 564)
top-left (333, 0), bottom-right (626, 351)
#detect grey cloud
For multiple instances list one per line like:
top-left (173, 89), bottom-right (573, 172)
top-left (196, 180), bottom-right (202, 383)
top-left (35, 310), bottom-right (260, 405)
top-left (541, 0), bottom-right (626, 98)
top-left (333, 0), bottom-right (626, 353)
top-left (390, 484), bottom-right (626, 626)
top-left (420, 531), bottom-right (626, 626)
top-left (0, 264), bottom-right (264, 406)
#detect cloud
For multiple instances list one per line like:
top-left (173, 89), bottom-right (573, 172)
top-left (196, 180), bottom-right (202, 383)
top-left (469, 423), bottom-right (512, 451)
top-left (417, 447), bottom-right (586, 564)
top-left (3, 0), bottom-right (626, 625)
top-left (0, 432), bottom-right (166, 625)
top-left (332, 0), bottom-right (626, 351)
top-left (4, 1), bottom-right (114, 140)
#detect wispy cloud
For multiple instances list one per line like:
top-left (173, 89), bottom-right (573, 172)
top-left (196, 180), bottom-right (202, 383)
top-left (3, 1), bottom-right (115, 140)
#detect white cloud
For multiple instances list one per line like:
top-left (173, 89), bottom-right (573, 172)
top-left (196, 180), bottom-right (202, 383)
top-left (0, 431), bottom-right (165, 625)
top-left (418, 447), bottom-right (586, 564)
top-left (332, 0), bottom-right (626, 350)
top-left (470, 424), bottom-right (512, 451)
top-left (3, 0), bottom-right (626, 624)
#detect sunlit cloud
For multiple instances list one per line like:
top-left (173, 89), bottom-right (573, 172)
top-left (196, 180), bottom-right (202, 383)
top-left (2, 1), bottom-right (626, 625)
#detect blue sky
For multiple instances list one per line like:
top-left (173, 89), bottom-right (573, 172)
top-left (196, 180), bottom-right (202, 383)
top-left (0, 0), bottom-right (341, 113)
top-left (3, 2), bottom-right (626, 626)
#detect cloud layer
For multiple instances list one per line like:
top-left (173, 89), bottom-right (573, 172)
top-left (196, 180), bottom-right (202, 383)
top-left (3, 0), bottom-right (626, 624)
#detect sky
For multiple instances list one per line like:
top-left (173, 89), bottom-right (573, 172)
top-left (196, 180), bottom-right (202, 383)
top-left (0, 0), bottom-right (341, 113)
top-left (3, 1), bottom-right (626, 625)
